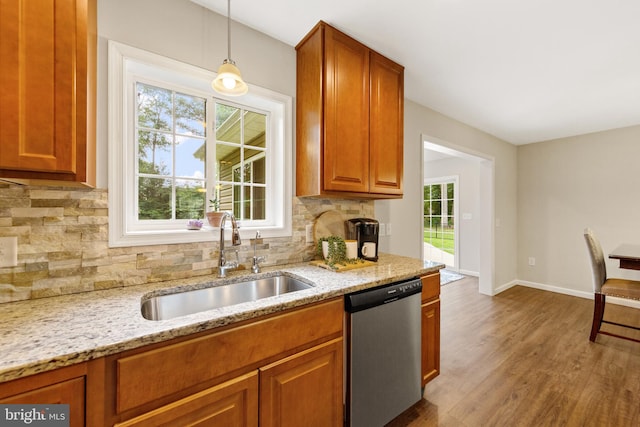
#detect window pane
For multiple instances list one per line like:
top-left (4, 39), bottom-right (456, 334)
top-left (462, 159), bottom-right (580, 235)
top-left (232, 184), bottom-right (241, 218)
top-left (175, 92), bottom-right (206, 136)
top-left (215, 104), bottom-right (241, 144)
top-left (243, 186), bottom-right (251, 219)
top-left (138, 177), bottom-right (172, 219)
top-left (138, 131), bottom-right (172, 175)
top-left (447, 200), bottom-right (454, 215)
top-left (431, 200), bottom-right (441, 215)
top-left (253, 157), bottom-right (265, 184)
top-left (217, 183), bottom-right (235, 212)
top-left (137, 83), bottom-right (172, 131)
top-left (244, 110), bottom-right (266, 148)
top-left (216, 144), bottom-right (240, 181)
top-left (253, 186), bottom-right (266, 219)
top-left (175, 136), bottom-right (205, 178)
top-left (431, 184), bottom-right (441, 200)
top-left (447, 183), bottom-right (454, 199)
top-left (176, 180), bottom-right (206, 219)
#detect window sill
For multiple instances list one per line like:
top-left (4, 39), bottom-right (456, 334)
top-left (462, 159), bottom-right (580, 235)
top-left (108, 225), bottom-right (291, 248)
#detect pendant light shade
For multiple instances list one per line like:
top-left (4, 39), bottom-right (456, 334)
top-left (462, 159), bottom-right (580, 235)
top-left (212, 0), bottom-right (248, 96)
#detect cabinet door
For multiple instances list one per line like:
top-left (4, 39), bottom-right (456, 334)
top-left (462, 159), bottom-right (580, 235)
top-left (115, 372), bottom-right (258, 427)
top-left (323, 26), bottom-right (370, 193)
top-left (1, 377), bottom-right (85, 427)
top-left (260, 338), bottom-right (343, 427)
top-left (422, 299), bottom-right (441, 387)
top-left (369, 51), bottom-right (404, 195)
top-left (0, 0), bottom-right (94, 183)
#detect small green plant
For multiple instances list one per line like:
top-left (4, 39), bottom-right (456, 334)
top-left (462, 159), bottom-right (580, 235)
top-left (316, 236), bottom-right (363, 269)
top-left (317, 236), bottom-right (346, 268)
top-left (209, 198), bottom-right (220, 211)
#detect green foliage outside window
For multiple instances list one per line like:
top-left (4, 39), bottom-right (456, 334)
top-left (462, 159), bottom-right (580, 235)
top-left (424, 183), bottom-right (455, 255)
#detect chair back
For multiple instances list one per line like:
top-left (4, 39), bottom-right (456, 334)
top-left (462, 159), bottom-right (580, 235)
top-left (584, 228), bottom-right (607, 293)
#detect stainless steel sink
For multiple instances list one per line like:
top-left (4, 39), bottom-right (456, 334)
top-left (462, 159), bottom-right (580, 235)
top-left (141, 274), bottom-right (313, 321)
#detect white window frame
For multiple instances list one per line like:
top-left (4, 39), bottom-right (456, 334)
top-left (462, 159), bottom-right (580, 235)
top-left (108, 41), bottom-right (292, 247)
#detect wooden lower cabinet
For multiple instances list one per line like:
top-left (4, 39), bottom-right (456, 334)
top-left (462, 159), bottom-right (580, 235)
top-left (421, 272), bottom-right (441, 387)
top-left (90, 298), bottom-right (344, 426)
top-left (421, 299), bottom-right (441, 386)
top-left (113, 339), bottom-right (343, 427)
top-left (260, 338), bottom-right (343, 427)
top-left (0, 364), bottom-right (86, 427)
top-left (114, 372), bottom-right (258, 427)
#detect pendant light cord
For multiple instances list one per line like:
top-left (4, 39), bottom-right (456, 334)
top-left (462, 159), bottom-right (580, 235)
top-left (227, 0), bottom-right (232, 62)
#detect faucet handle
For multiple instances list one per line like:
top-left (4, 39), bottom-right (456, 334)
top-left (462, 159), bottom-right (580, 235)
top-left (253, 230), bottom-right (263, 245)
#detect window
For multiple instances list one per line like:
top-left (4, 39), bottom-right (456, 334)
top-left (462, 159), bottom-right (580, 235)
top-left (423, 179), bottom-right (456, 266)
top-left (108, 41), bottom-right (292, 247)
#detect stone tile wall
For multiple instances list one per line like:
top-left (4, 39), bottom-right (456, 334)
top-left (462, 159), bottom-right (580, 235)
top-left (0, 184), bottom-right (374, 303)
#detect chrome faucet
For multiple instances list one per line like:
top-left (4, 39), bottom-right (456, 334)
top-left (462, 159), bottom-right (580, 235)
top-left (217, 212), bottom-right (241, 278)
top-left (251, 231), bottom-right (266, 274)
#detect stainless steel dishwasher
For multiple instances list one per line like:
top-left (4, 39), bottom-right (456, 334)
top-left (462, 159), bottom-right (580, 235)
top-left (345, 277), bottom-right (423, 427)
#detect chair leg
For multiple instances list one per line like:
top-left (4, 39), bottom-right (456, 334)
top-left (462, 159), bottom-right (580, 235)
top-left (590, 293), bottom-right (605, 342)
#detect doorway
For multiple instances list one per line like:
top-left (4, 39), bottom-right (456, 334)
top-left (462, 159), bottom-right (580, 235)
top-left (422, 135), bottom-right (495, 296)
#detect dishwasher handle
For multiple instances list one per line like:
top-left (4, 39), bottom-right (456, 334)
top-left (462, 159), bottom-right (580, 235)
top-left (345, 277), bottom-right (422, 313)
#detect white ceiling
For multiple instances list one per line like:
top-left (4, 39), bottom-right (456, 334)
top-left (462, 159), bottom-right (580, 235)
top-left (193, 0), bottom-right (640, 145)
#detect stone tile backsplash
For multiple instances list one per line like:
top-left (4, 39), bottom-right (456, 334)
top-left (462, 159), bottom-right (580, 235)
top-left (0, 184), bottom-right (374, 303)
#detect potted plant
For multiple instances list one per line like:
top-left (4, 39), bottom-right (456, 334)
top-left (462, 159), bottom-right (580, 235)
top-left (316, 236), bottom-right (348, 268)
top-left (206, 198), bottom-right (226, 227)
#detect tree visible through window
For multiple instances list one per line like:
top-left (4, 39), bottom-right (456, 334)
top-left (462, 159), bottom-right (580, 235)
top-left (424, 182), bottom-right (455, 255)
top-left (136, 83), bottom-right (207, 220)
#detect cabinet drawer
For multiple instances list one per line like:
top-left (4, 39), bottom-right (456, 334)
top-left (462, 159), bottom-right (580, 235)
top-left (115, 372), bottom-right (258, 427)
top-left (117, 298), bottom-right (343, 413)
top-left (421, 272), bottom-right (440, 303)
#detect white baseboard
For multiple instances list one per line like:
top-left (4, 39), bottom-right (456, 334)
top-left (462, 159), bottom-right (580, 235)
top-left (506, 280), bottom-right (640, 309)
top-left (493, 280), bottom-right (518, 295)
top-left (458, 269), bottom-right (479, 277)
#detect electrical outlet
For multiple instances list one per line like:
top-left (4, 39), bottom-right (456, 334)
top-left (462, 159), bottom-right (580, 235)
top-left (0, 236), bottom-right (18, 267)
top-left (379, 223), bottom-right (386, 236)
top-left (386, 223), bottom-right (392, 236)
top-left (528, 257), bottom-right (536, 266)
top-left (305, 224), bottom-right (314, 243)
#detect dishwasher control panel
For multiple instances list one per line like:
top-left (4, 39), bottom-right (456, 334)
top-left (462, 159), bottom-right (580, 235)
top-left (344, 277), bottom-right (422, 313)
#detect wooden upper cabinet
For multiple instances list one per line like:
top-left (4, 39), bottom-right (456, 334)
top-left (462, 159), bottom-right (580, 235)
top-left (323, 26), bottom-right (370, 194)
top-left (296, 21), bottom-right (404, 199)
top-left (369, 52), bottom-right (404, 195)
top-left (0, 0), bottom-right (96, 186)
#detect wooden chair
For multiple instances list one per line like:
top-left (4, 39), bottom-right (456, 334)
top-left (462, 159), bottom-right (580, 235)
top-left (583, 228), bottom-right (640, 343)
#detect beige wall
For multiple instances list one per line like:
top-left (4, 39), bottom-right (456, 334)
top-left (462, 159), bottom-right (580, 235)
top-left (517, 124), bottom-right (640, 295)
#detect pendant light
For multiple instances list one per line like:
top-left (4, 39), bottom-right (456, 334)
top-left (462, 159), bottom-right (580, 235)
top-left (212, 0), bottom-right (248, 96)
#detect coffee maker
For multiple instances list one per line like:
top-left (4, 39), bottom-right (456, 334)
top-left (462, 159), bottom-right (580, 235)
top-left (345, 218), bottom-right (379, 261)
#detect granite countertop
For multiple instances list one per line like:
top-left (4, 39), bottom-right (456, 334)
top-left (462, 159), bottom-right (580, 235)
top-left (0, 253), bottom-right (443, 383)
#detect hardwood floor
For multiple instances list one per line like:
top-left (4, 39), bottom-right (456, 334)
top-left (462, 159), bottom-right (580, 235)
top-left (388, 277), bottom-right (640, 427)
